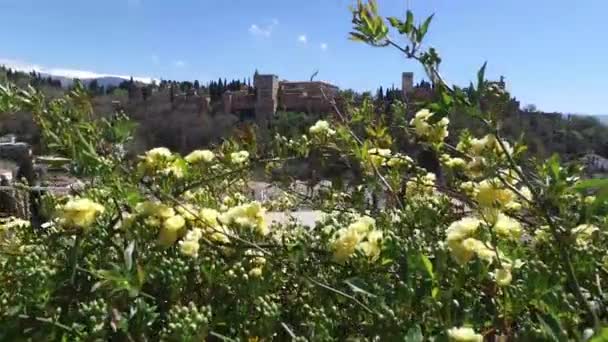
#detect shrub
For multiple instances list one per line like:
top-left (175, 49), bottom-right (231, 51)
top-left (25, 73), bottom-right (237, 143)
top-left (1, 1), bottom-right (607, 340)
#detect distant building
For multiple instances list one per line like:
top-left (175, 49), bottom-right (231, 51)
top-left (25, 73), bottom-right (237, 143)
top-left (221, 74), bottom-right (340, 126)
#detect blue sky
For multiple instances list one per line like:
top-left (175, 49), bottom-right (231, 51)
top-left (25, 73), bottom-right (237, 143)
top-left (0, 0), bottom-right (606, 114)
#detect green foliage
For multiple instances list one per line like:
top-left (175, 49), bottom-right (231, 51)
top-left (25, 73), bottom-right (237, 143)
top-left (1, 2), bottom-right (608, 341)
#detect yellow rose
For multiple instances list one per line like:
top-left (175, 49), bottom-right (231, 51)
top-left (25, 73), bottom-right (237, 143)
top-left (61, 198), bottom-right (105, 230)
top-left (447, 327), bottom-right (483, 342)
top-left (185, 149), bottom-right (215, 163)
top-left (230, 151), bottom-right (250, 164)
top-left (158, 215), bottom-right (186, 247)
top-left (493, 213), bottom-right (522, 240)
top-left (495, 266), bottom-right (512, 286)
top-left (179, 239), bottom-right (200, 258)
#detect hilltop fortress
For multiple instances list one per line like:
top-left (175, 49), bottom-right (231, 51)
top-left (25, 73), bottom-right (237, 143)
top-left (124, 72), bottom-right (425, 121)
top-left (221, 74), bottom-right (340, 126)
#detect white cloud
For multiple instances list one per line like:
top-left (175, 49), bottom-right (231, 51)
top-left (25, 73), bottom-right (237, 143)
top-left (173, 60), bottom-right (186, 68)
top-left (298, 34), bottom-right (308, 44)
top-left (249, 19), bottom-right (279, 38)
top-left (320, 43), bottom-right (328, 51)
top-left (0, 58), bottom-right (156, 84)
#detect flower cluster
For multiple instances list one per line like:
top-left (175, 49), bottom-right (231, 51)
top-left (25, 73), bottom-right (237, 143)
top-left (447, 326), bottom-right (483, 341)
top-left (138, 147), bottom-right (185, 178)
top-left (410, 109), bottom-right (449, 144)
top-left (330, 216), bottom-right (383, 262)
top-left (185, 149), bottom-right (215, 164)
top-left (309, 120), bottom-right (336, 136)
top-left (59, 197), bottom-right (105, 231)
top-left (230, 150), bottom-right (250, 165)
top-left (179, 228), bottom-right (203, 258)
top-left (219, 201), bottom-right (268, 236)
top-left (445, 217), bottom-right (494, 265)
top-left (406, 172), bottom-right (436, 198)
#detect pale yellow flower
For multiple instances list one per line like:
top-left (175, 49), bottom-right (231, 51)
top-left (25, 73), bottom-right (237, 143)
top-left (220, 202), bottom-right (268, 236)
top-left (447, 326), bottom-right (483, 342)
top-left (445, 157), bottom-right (466, 168)
top-left (249, 267), bottom-right (263, 277)
top-left (446, 217), bottom-right (481, 242)
top-left (309, 120), bottom-right (336, 136)
top-left (476, 179), bottom-right (515, 209)
top-left (176, 204), bottom-right (198, 221)
top-left (495, 266), bottom-right (513, 286)
top-left (158, 215), bottom-right (186, 247)
top-left (179, 239), bottom-right (200, 258)
top-left (493, 213), bottom-right (522, 240)
top-left (185, 149), bottom-right (215, 163)
top-left (144, 147), bottom-right (172, 162)
top-left (331, 227), bottom-right (363, 263)
top-left (61, 198), bottom-right (105, 230)
top-left (572, 224), bottom-right (599, 246)
top-left (359, 230), bottom-right (383, 261)
top-left (199, 208), bottom-right (220, 227)
top-left (410, 109), bottom-right (449, 143)
top-left (230, 151), bottom-right (250, 164)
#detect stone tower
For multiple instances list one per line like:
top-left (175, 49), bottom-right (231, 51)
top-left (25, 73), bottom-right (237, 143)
top-left (254, 74), bottom-right (279, 127)
top-left (402, 72), bottom-right (414, 98)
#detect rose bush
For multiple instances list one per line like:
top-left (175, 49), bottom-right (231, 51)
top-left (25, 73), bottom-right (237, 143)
top-left (1, 1), bottom-right (608, 340)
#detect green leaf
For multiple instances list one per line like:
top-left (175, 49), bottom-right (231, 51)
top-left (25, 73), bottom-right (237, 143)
top-left (419, 254), bottom-right (434, 280)
top-left (404, 324), bottom-right (423, 342)
top-left (536, 313), bottom-right (568, 342)
top-left (418, 14), bottom-right (434, 40)
top-left (387, 16), bottom-right (402, 28)
top-left (570, 178), bottom-right (608, 191)
top-left (405, 10), bottom-right (414, 33)
top-left (590, 328), bottom-right (608, 342)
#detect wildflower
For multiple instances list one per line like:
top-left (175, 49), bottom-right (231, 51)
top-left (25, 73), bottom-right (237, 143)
top-left (476, 179), bottom-right (515, 209)
top-left (584, 195), bottom-right (596, 205)
top-left (493, 213), bottom-right (522, 240)
top-left (358, 230), bottom-right (383, 261)
top-left (179, 228), bottom-right (202, 258)
top-left (230, 151), bottom-right (250, 164)
top-left (219, 202), bottom-right (268, 236)
top-left (406, 172), bottom-right (436, 197)
top-left (158, 215), bottom-right (185, 247)
top-left (447, 327), bottom-right (483, 342)
top-left (249, 267), bottom-right (263, 277)
top-left (368, 148), bottom-right (392, 167)
top-left (144, 147), bottom-right (172, 163)
top-left (495, 266), bottom-right (513, 286)
top-left (185, 149), bottom-right (215, 163)
top-left (572, 224), bottom-right (599, 246)
top-left (162, 160), bottom-right (185, 178)
top-left (199, 208), bottom-right (220, 227)
top-left (176, 204), bottom-right (198, 221)
top-left (386, 153), bottom-right (413, 168)
top-left (446, 217), bottom-right (481, 242)
top-left (445, 157), bottom-right (466, 169)
top-left (309, 120), bottom-right (336, 136)
top-left (61, 198), bottom-right (105, 230)
top-left (331, 216), bottom-right (380, 263)
top-left (461, 238), bottom-right (495, 262)
top-left (331, 227), bottom-right (363, 263)
top-left (410, 109), bottom-right (449, 143)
